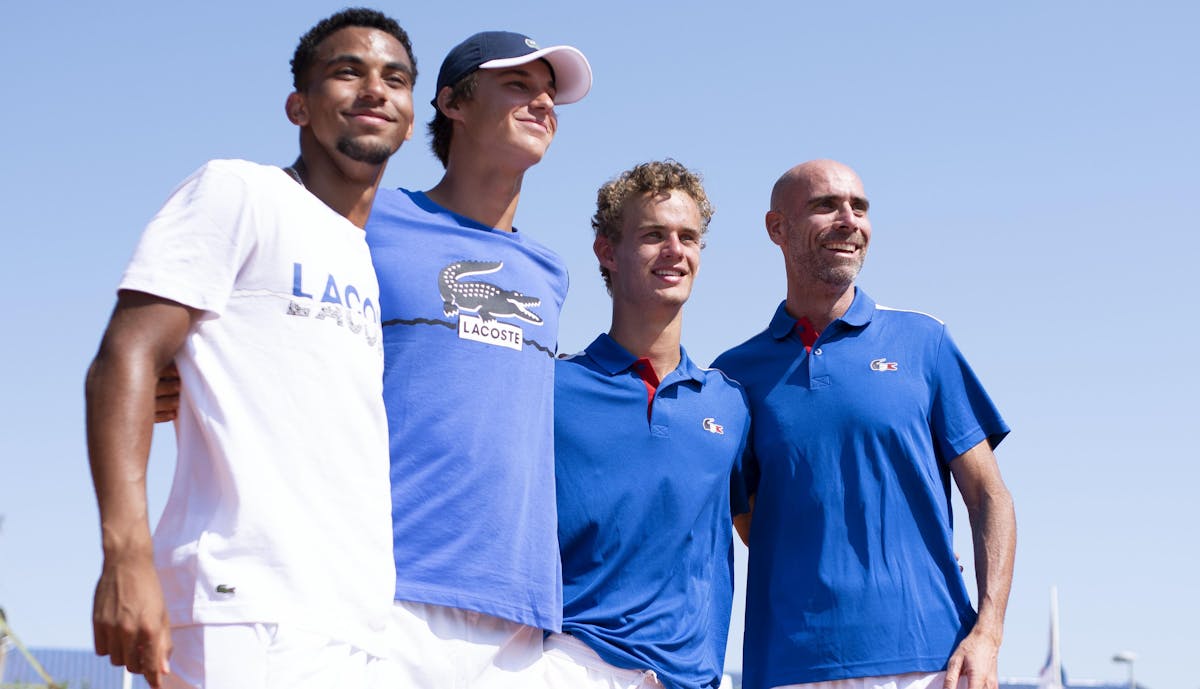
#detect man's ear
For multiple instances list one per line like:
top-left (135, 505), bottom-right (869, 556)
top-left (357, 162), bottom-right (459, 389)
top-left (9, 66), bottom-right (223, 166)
top-left (436, 87), bottom-right (465, 123)
top-left (765, 210), bottom-right (786, 247)
top-left (594, 234), bottom-right (617, 274)
top-left (286, 92), bottom-right (308, 126)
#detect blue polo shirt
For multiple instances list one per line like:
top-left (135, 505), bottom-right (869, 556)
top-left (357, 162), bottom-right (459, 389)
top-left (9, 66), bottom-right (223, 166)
top-left (555, 334), bottom-right (751, 689)
top-left (712, 289), bottom-right (1009, 689)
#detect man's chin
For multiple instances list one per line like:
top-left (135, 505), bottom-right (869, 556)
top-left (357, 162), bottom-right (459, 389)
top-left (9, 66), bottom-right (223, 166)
top-left (337, 137), bottom-right (394, 165)
top-left (815, 265), bottom-right (862, 289)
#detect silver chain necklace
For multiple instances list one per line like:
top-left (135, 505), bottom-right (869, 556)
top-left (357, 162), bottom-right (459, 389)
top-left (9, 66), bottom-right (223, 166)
top-left (283, 166), bottom-right (304, 187)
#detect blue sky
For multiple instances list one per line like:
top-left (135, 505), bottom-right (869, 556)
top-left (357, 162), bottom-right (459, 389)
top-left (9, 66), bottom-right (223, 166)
top-left (1, 1), bottom-right (1197, 687)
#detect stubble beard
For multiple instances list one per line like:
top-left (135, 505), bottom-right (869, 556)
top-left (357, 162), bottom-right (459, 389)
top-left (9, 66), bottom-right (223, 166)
top-left (815, 257), bottom-right (863, 287)
top-left (796, 248), bottom-right (865, 290)
top-left (337, 136), bottom-right (392, 165)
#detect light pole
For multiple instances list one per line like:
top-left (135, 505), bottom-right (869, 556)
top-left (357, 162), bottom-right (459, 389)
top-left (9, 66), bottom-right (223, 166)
top-left (1112, 651), bottom-right (1136, 689)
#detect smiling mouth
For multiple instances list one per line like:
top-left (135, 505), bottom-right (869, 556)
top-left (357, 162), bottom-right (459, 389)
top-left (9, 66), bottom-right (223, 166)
top-left (652, 268), bottom-right (687, 281)
top-left (823, 242), bottom-right (860, 254)
top-left (346, 111), bottom-right (393, 124)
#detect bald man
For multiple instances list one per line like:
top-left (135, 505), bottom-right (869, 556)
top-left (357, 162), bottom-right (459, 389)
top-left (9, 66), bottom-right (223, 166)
top-left (713, 160), bottom-right (1016, 689)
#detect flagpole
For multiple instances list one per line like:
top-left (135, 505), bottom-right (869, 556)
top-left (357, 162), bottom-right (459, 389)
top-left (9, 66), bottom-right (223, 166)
top-left (1038, 586), bottom-right (1065, 689)
top-left (1049, 586), bottom-right (1062, 689)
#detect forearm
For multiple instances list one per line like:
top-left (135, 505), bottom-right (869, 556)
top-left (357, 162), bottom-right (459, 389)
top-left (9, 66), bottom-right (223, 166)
top-left (86, 293), bottom-right (194, 557)
top-left (967, 482), bottom-right (1016, 640)
top-left (946, 440), bottom-right (1014, 689)
top-left (86, 344), bottom-right (180, 687)
top-left (86, 350), bottom-right (161, 558)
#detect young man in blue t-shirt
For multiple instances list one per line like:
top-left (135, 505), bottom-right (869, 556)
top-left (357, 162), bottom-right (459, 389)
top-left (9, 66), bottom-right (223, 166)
top-left (364, 31), bottom-right (593, 688)
top-left (712, 160), bottom-right (1016, 689)
top-left (545, 161), bottom-right (750, 689)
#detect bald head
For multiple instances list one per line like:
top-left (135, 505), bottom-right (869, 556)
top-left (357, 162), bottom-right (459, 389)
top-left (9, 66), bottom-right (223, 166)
top-left (770, 159), bottom-right (865, 212)
top-left (765, 159), bottom-right (872, 294)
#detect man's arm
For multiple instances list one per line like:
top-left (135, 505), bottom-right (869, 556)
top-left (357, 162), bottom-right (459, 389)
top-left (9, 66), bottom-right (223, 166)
top-left (86, 290), bottom-right (198, 689)
top-left (943, 438), bottom-right (1016, 689)
top-left (733, 495), bottom-right (754, 547)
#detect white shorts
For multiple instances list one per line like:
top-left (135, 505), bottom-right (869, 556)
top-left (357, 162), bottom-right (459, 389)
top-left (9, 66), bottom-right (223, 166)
top-left (384, 600), bottom-right (544, 689)
top-left (164, 623), bottom-right (387, 689)
top-left (540, 633), bottom-right (664, 689)
top-left (774, 671), bottom-right (967, 689)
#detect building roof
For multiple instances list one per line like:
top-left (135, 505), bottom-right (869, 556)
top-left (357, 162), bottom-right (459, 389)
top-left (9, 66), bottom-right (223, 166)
top-left (1, 644), bottom-right (150, 689)
top-left (1001, 681), bottom-right (1143, 689)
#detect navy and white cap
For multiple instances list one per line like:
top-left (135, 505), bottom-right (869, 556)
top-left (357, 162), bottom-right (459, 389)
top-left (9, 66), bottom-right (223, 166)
top-left (433, 31), bottom-right (593, 108)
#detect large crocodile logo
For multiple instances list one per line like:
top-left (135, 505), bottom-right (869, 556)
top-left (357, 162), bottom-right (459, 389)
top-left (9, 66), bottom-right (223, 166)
top-left (439, 261), bottom-right (543, 325)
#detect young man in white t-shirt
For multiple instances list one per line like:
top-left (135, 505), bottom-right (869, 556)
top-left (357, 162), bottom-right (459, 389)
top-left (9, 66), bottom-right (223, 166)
top-left (84, 9), bottom-right (416, 689)
top-left (148, 30), bottom-right (596, 688)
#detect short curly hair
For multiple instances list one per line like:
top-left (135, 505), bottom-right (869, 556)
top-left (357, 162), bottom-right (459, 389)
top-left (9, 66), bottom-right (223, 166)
top-left (591, 160), bottom-right (715, 291)
top-left (426, 72), bottom-right (480, 168)
top-left (290, 8), bottom-right (417, 90)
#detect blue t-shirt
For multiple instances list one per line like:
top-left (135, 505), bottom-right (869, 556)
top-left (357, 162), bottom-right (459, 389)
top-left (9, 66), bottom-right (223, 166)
top-left (556, 334), bottom-right (750, 689)
top-left (365, 188), bottom-right (567, 631)
top-left (712, 289), bottom-right (1009, 689)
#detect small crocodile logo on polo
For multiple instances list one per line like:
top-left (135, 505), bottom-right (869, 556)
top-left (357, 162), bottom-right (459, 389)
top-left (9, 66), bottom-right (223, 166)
top-left (215, 584), bottom-right (236, 594)
top-left (870, 358), bottom-right (899, 372)
top-left (702, 418), bottom-right (725, 435)
top-left (439, 261), bottom-right (543, 324)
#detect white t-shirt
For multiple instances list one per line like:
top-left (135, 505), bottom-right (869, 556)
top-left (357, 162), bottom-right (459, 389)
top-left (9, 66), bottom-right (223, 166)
top-left (119, 159), bottom-right (394, 656)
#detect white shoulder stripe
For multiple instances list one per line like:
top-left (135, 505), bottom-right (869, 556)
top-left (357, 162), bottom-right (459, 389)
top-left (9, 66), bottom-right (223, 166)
top-left (703, 365), bottom-right (747, 388)
top-left (874, 304), bottom-right (945, 325)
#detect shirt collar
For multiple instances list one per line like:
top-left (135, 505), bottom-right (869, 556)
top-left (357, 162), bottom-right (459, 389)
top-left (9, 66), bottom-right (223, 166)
top-left (767, 287), bottom-right (876, 341)
top-left (585, 333), bottom-right (705, 386)
top-left (841, 288), bottom-right (876, 326)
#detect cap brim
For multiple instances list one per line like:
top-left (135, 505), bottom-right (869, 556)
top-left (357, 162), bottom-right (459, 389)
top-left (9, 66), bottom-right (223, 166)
top-left (479, 45), bottom-right (593, 105)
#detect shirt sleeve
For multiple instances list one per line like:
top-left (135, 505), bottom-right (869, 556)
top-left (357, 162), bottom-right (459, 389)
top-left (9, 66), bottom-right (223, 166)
top-left (730, 422), bottom-right (759, 516)
top-left (929, 326), bottom-right (1011, 462)
top-left (119, 161), bottom-right (258, 319)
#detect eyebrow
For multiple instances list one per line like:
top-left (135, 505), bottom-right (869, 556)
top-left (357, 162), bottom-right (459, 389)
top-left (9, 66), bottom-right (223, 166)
top-left (636, 223), bottom-right (701, 234)
top-left (325, 54), bottom-right (415, 77)
top-left (494, 67), bottom-right (557, 91)
top-left (809, 194), bottom-right (870, 210)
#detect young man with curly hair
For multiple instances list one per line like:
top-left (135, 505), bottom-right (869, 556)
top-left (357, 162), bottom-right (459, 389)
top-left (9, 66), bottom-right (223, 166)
top-left (543, 161), bottom-right (750, 689)
top-left (85, 9), bottom-right (416, 688)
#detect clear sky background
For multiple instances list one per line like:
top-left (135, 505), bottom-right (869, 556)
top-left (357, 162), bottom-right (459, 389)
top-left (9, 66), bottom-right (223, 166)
top-left (2, 1), bottom-right (1197, 687)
